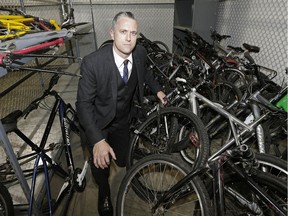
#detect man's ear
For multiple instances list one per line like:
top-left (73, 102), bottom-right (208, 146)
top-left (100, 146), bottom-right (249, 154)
top-left (110, 30), bottom-right (114, 40)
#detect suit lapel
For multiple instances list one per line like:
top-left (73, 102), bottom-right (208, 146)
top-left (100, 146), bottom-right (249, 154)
top-left (105, 47), bottom-right (118, 102)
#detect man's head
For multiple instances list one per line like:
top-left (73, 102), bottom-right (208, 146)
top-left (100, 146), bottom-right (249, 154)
top-left (110, 12), bottom-right (138, 59)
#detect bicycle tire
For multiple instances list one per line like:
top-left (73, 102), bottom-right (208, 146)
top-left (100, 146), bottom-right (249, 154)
top-left (152, 40), bottom-right (170, 53)
top-left (224, 170), bottom-right (287, 216)
top-left (221, 68), bottom-right (249, 92)
top-left (198, 80), bottom-right (242, 121)
top-left (128, 107), bottom-right (210, 169)
top-left (199, 80), bottom-right (242, 141)
top-left (213, 80), bottom-right (242, 106)
top-left (261, 114), bottom-right (287, 157)
top-left (0, 182), bottom-right (14, 216)
top-left (117, 154), bottom-right (213, 216)
top-left (98, 40), bottom-right (113, 49)
top-left (255, 152), bottom-right (287, 181)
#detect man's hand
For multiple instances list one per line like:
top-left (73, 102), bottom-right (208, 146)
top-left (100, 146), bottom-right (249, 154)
top-left (93, 139), bottom-right (116, 169)
top-left (157, 91), bottom-right (167, 105)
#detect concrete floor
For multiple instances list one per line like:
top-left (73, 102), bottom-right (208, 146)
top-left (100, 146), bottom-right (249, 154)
top-left (51, 133), bottom-right (125, 216)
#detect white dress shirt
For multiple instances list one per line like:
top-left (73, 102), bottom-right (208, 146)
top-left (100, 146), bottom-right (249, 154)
top-left (112, 47), bottom-right (133, 79)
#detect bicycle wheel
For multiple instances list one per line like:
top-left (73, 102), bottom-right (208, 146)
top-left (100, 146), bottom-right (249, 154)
top-left (220, 68), bottom-right (249, 92)
top-left (213, 80), bottom-right (242, 106)
top-left (152, 40), bottom-right (170, 53)
top-left (261, 114), bottom-right (287, 157)
top-left (197, 80), bottom-right (241, 126)
top-left (117, 154), bottom-right (213, 216)
top-left (0, 182), bottom-right (14, 216)
top-left (98, 40), bottom-right (113, 49)
top-left (224, 170), bottom-right (287, 216)
top-left (255, 152), bottom-right (287, 181)
top-left (128, 107), bottom-right (210, 169)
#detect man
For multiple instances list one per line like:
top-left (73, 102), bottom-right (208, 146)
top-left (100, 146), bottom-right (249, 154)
top-left (76, 11), bottom-right (166, 216)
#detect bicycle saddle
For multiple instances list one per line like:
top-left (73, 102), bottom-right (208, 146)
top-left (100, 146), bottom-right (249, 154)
top-left (243, 43), bottom-right (260, 53)
top-left (1, 110), bottom-right (23, 133)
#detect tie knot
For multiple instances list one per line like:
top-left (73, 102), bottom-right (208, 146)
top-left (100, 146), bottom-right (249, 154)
top-left (123, 59), bottom-right (129, 65)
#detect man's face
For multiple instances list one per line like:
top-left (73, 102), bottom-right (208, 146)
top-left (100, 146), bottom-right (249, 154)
top-left (110, 16), bottom-right (138, 59)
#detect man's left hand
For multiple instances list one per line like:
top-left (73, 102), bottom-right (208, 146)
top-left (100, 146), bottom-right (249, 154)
top-left (157, 91), bottom-right (167, 105)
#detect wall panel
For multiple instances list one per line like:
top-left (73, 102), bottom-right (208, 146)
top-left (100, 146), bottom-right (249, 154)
top-left (216, 0), bottom-right (287, 85)
top-left (73, 3), bottom-right (174, 52)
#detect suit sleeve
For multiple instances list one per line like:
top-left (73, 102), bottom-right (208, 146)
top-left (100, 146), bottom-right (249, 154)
top-left (75, 56), bottom-right (104, 147)
top-left (144, 67), bottom-right (163, 94)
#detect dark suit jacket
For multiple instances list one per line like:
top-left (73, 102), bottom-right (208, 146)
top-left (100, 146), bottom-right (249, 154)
top-left (76, 44), bottom-right (162, 146)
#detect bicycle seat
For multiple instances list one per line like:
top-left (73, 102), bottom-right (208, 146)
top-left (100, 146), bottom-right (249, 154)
top-left (243, 43), bottom-right (260, 53)
top-left (1, 110), bottom-right (23, 133)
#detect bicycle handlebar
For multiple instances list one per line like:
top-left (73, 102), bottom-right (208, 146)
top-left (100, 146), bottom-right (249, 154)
top-left (21, 74), bottom-right (60, 118)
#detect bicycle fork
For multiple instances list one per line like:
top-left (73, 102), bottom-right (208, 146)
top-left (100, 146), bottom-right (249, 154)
top-left (250, 102), bottom-right (266, 154)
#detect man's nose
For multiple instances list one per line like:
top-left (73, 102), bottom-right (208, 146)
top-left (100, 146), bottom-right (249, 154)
top-left (126, 33), bottom-right (131, 41)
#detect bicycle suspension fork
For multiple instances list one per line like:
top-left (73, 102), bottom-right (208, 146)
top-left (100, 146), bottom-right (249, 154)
top-left (188, 88), bottom-right (198, 115)
top-left (250, 101), bottom-right (266, 154)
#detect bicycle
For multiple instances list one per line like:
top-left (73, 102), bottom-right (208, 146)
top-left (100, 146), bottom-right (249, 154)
top-left (127, 80), bottom-right (287, 178)
top-left (117, 144), bottom-right (287, 215)
top-left (0, 181), bottom-right (14, 215)
top-left (0, 73), bottom-right (88, 215)
top-left (118, 85), bottom-right (287, 215)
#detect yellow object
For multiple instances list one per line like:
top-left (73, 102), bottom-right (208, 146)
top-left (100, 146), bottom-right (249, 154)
top-left (0, 14), bottom-right (61, 40)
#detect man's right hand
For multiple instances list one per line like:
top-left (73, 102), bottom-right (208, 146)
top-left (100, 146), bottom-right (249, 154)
top-left (93, 139), bottom-right (116, 169)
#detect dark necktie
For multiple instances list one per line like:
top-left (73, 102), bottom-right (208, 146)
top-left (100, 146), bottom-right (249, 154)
top-left (123, 59), bottom-right (129, 84)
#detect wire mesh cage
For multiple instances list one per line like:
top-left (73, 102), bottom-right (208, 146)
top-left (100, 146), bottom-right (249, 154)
top-left (0, 44), bottom-right (71, 119)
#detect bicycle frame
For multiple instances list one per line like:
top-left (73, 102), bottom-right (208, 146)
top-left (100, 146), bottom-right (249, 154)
top-left (188, 88), bottom-right (276, 160)
top-left (0, 29), bottom-right (74, 76)
top-left (0, 142), bottom-right (57, 184)
top-left (8, 90), bottom-right (89, 216)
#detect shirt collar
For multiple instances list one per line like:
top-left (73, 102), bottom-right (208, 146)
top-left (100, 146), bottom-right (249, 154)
top-left (112, 47), bottom-right (133, 68)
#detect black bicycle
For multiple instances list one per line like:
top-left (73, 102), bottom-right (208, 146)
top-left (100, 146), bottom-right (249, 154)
top-left (0, 181), bottom-right (14, 215)
top-left (0, 74), bottom-right (88, 216)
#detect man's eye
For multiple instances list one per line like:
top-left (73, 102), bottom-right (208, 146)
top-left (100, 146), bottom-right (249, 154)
top-left (120, 30), bottom-right (127, 34)
top-left (131, 32), bottom-right (137, 36)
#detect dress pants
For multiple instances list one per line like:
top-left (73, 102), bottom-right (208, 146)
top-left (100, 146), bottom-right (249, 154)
top-left (89, 115), bottom-right (130, 198)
